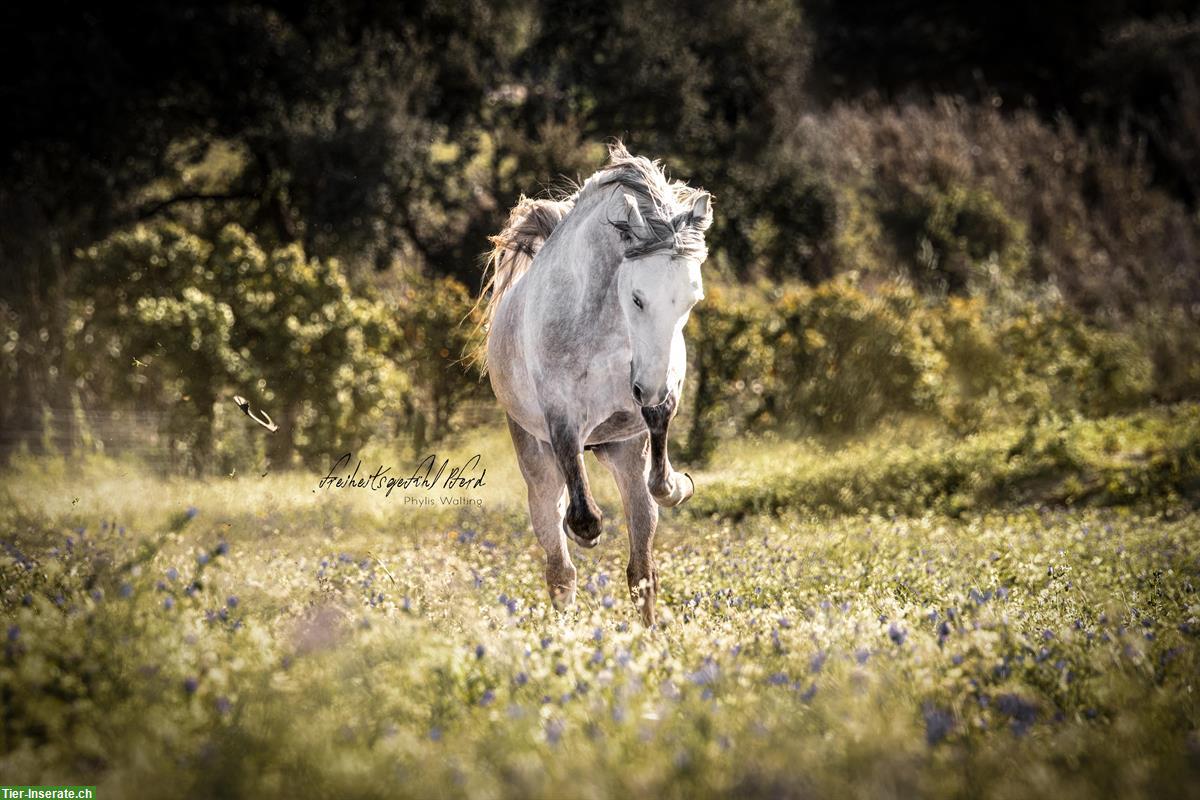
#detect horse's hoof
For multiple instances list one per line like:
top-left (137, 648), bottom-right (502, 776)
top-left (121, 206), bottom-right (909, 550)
top-left (677, 472), bottom-right (695, 504)
top-left (652, 471), bottom-right (695, 508)
top-left (563, 520), bottom-right (599, 549)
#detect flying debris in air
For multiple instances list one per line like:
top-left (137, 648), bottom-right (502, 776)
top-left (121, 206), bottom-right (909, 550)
top-left (233, 395), bottom-right (279, 432)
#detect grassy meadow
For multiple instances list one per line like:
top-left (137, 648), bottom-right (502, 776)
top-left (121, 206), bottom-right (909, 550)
top-left (2, 408), bottom-right (1200, 798)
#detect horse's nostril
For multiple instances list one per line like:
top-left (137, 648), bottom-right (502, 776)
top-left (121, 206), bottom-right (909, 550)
top-left (632, 383), bottom-right (644, 404)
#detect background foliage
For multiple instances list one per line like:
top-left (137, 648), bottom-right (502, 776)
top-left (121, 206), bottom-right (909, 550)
top-left (1, 0), bottom-right (1198, 470)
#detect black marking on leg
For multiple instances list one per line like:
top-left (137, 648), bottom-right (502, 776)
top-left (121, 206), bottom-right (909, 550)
top-left (641, 393), bottom-right (677, 499)
top-left (548, 415), bottom-right (603, 544)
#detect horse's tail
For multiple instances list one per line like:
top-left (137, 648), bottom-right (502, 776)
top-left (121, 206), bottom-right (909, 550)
top-left (470, 194), bottom-right (574, 373)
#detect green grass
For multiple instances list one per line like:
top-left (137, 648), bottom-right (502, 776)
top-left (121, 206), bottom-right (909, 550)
top-left (2, 412), bottom-right (1199, 798)
top-left (689, 405), bottom-right (1200, 519)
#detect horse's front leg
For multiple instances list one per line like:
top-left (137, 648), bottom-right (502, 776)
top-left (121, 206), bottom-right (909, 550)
top-left (641, 392), bottom-right (694, 507)
top-left (548, 415), bottom-right (604, 547)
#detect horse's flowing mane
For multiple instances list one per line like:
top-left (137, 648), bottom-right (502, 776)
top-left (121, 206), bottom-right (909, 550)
top-left (471, 141), bottom-right (711, 372)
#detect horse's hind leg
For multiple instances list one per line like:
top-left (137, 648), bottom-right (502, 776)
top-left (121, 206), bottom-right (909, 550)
top-left (641, 393), bottom-right (694, 508)
top-left (507, 415), bottom-right (577, 609)
top-left (594, 434), bottom-right (660, 626)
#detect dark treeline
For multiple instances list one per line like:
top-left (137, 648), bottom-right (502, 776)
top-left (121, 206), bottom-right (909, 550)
top-left (1, 1), bottom-right (1198, 470)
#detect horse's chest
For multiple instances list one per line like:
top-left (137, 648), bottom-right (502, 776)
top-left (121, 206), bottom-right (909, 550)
top-left (585, 410), bottom-right (645, 445)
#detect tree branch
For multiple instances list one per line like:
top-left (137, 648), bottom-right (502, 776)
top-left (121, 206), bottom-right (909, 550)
top-left (132, 190), bottom-right (255, 222)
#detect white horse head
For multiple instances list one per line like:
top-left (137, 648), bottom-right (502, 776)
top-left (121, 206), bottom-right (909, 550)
top-left (615, 191), bottom-right (710, 406)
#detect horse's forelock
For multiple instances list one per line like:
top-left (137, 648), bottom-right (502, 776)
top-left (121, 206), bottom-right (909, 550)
top-left (594, 142), bottom-right (711, 262)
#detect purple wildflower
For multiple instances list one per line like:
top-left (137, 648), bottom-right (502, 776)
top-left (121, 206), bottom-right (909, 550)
top-left (995, 693), bottom-right (1038, 736)
top-left (889, 623), bottom-right (907, 645)
top-left (183, 676), bottom-right (199, 694)
top-left (688, 659), bottom-right (719, 686)
top-left (923, 702), bottom-right (955, 745)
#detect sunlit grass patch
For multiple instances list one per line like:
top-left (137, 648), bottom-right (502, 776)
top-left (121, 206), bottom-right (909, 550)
top-left (689, 404), bottom-right (1200, 519)
top-left (2, 417), bottom-right (1199, 797)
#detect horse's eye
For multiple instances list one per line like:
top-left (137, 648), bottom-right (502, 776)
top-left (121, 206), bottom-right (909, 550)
top-left (632, 294), bottom-right (644, 310)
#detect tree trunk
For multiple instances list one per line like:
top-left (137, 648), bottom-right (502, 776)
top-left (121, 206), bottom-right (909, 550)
top-left (269, 403), bottom-right (295, 470)
top-left (685, 347), bottom-right (714, 464)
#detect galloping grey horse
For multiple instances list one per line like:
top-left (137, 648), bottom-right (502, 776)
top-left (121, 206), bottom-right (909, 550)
top-left (478, 143), bottom-right (711, 625)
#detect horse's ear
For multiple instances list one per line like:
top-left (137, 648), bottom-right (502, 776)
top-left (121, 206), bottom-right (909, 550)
top-left (690, 192), bottom-right (713, 231)
top-left (621, 193), bottom-right (649, 240)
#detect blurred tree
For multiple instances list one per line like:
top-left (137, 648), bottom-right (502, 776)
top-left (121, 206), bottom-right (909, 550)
top-left (0, 0), bottom-right (526, 454)
top-left (1088, 17), bottom-right (1200, 203)
top-left (803, 0), bottom-right (1200, 202)
top-left (1, 0), bottom-right (1197, 467)
top-left (516, 0), bottom-right (812, 277)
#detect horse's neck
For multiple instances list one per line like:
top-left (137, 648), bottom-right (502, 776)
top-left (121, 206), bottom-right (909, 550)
top-left (538, 186), bottom-right (622, 312)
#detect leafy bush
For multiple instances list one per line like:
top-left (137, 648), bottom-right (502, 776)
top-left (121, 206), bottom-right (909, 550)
top-left (994, 304), bottom-right (1155, 418)
top-left (682, 286), bottom-right (773, 462)
top-left (71, 223), bottom-right (408, 472)
top-left (388, 275), bottom-right (489, 450)
top-left (685, 277), bottom-right (1186, 458)
top-left (767, 279), bottom-right (944, 432)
